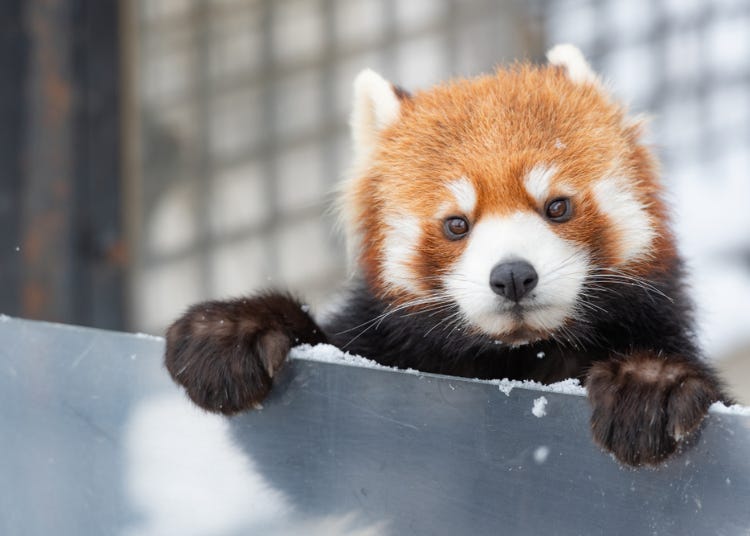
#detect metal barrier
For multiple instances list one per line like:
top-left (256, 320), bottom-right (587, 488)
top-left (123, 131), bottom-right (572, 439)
top-left (1, 316), bottom-right (748, 535)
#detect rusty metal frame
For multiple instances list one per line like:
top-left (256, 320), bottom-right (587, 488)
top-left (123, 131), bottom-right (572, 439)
top-left (0, 0), bottom-right (125, 329)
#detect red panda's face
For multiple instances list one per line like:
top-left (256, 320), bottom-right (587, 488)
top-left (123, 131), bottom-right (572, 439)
top-left (344, 46), bottom-right (675, 345)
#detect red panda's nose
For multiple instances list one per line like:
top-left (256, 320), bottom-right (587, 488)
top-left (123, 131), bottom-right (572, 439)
top-left (490, 260), bottom-right (539, 302)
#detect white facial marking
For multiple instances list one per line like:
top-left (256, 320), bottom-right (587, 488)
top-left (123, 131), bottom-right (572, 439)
top-left (342, 69), bottom-right (403, 267)
top-left (446, 177), bottom-right (477, 215)
top-left (444, 212), bottom-right (589, 337)
top-left (524, 164), bottom-right (557, 205)
top-left (592, 175), bottom-right (656, 264)
top-left (382, 214), bottom-right (421, 293)
top-left (546, 44), bottom-right (598, 85)
top-left (350, 69), bottom-right (402, 167)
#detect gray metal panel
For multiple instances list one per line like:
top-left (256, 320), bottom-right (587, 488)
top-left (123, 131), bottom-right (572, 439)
top-left (0, 316), bottom-right (748, 535)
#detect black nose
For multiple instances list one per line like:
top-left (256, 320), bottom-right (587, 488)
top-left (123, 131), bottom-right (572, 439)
top-left (489, 260), bottom-right (539, 302)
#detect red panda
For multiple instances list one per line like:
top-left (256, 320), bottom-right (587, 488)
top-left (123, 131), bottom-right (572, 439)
top-left (165, 45), bottom-right (728, 466)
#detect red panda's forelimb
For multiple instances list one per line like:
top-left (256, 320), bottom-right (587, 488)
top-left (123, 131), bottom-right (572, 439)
top-left (164, 292), bottom-right (327, 414)
top-left (586, 351), bottom-right (726, 466)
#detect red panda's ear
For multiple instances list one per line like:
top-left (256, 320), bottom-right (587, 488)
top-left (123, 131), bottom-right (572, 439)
top-left (350, 69), bottom-right (408, 166)
top-left (546, 44), bottom-right (601, 87)
top-left (547, 44), bottom-right (651, 137)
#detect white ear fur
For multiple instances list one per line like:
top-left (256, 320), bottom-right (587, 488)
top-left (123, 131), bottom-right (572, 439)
top-left (340, 70), bottom-right (404, 271)
top-left (350, 69), bottom-right (403, 166)
top-left (546, 44), bottom-right (599, 85)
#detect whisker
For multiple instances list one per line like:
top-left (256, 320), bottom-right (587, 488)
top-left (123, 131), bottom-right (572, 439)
top-left (338, 290), bottom-right (458, 348)
top-left (424, 309), bottom-right (463, 338)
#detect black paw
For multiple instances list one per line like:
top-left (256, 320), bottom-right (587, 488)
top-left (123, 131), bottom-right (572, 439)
top-left (586, 352), bottom-right (723, 466)
top-left (165, 293), bottom-right (326, 415)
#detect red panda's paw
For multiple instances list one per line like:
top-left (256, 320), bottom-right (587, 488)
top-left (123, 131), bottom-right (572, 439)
top-left (586, 353), bottom-right (723, 466)
top-left (164, 293), bottom-right (326, 415)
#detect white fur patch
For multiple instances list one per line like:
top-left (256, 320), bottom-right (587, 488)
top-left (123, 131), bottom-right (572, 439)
top-left (546, 44), bottom-right (598, 85)
top-left (447, 177), bottom-right (477, 215)
top-left (592, 175), bottom-right (656, 264)
top-left (524, 164), bottom-right (557, 204)
top-left (444, 212), bottom-right (589, 337)
top-left (341, 69), bottom-right (403, 268)
top-left (350, 69), bottom-right (402, 167)
top-left (382, 214), bottom-right (421, 293)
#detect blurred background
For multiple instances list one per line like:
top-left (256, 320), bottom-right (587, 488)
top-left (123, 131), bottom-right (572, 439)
top-left (1, 0), bottom-right (749, 400)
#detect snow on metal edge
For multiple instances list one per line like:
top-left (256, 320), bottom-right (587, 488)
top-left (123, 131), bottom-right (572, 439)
top-left (290, 343), bottom-right (587, 396)
top-left (709, 401), bottom-right (750, 416)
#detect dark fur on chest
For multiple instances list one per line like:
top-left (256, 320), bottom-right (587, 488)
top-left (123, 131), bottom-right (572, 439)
top-left (324, 261), bottom-right (697, 384)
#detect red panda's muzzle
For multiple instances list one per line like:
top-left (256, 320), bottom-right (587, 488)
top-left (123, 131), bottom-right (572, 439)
top-left (442, 212), bottom-right (591, 344)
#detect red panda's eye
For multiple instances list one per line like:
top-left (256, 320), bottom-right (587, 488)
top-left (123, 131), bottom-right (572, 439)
top-left (444, 217), bottom-right (470, 240)
top-left (545, 198), bottom-right (572, 222)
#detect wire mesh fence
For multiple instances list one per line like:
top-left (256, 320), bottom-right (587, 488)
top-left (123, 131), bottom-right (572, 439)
top-left (128, 0), bottom-right (538, 333)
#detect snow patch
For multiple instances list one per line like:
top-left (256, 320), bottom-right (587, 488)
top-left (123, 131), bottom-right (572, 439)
top-left (290, 344), bottom-right (419, 374)
top-left (532, 396), bottom-right (548, 418)
top-left (293, 344), bottom-right (588, 397)
top-left (491, 377), bottom-right (586, 397)
top-left (533, 446), bottom-right (550, 464)
top-left (134, 332), bottom-right (165, 341)
top-left (709, 401), bottom-right (750, 416)
top-left (0, 314), bottom-right (10, 322)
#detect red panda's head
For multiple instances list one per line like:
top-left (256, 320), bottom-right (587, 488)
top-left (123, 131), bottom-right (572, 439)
top-left (341, 45), bottom-right (675, 345)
